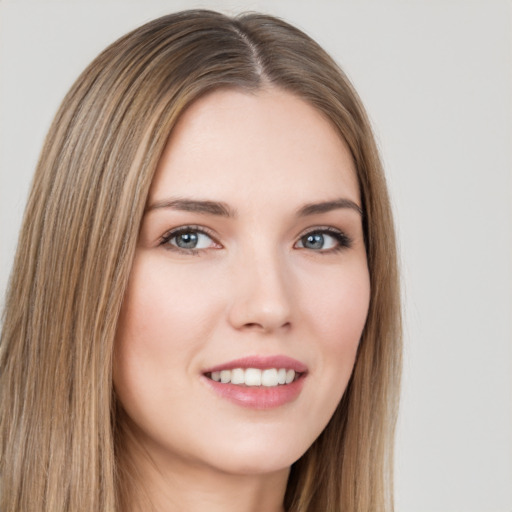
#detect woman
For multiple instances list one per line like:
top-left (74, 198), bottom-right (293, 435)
top-left (0, 9), bottom-right (401, 512)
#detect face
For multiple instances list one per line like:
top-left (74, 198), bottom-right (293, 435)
top-left (114, 88), bottom-right (370, 476)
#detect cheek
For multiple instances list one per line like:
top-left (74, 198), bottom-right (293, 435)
top-left (112, 257), bottom-right (222, 412)
top-left (299, 259), bottom-right (370, 405)
top-left (306, 258), bottom-right (370, 347)
top-left (116, 256), bottom-right (221, 349)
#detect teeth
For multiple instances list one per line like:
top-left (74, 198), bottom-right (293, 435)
top-left (261, 369), bottom-right (278, 387)
top-left (245, 368), bottom-right (262, 386)
top-left (231, 368), bottom-right (245, 385)
top-left (208, 368), bottom-right (300, 387)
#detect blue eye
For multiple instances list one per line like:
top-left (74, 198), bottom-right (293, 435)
top-left (161, 227), bottom-right (218, 252)
top-left (295, 229), bottom-right (351, 252)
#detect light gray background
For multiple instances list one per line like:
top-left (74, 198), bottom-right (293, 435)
top-left (1, 1), bottom-right (511, 510)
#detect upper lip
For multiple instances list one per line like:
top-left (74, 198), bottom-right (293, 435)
top-left (203, 355), bottom-right (308, 374)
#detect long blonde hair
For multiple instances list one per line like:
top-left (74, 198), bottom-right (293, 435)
top-left (0, 10), bottom-right (401, 511)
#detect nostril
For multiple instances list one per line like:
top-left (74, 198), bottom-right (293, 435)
top-left (240, 320), bottom-right (291, 333)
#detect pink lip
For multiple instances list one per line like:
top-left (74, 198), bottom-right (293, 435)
top-left (201, 355), bottom-right (308, 410)
top-left (203, 377), bottom-right (306, 409)
top-left (203, 355), bottom-right (308, 374)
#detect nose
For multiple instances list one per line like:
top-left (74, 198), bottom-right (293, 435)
top-left (227, 247), bottom-right (293, 334)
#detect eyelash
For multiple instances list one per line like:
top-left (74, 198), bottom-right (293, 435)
top-left (296, 227), bottom-right (353, 254)
top-left (159, 225), bottom-right (352, 255)
top-left (159, 225), bottom-right (219, 255)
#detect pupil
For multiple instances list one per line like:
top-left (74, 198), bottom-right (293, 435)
top-left (305, 233), bottom-right (324, 249)
top-left (177, 232), bottom-right (198, 248)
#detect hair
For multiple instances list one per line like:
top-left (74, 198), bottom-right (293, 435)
top-left (0, 9), bottom-right (401, 512)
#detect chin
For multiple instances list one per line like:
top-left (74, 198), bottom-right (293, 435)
top-left (207, 454), bottom-right (295, 477)
top-left (197, 434), bottom-right (311, 476)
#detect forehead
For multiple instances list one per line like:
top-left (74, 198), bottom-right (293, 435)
top-left (150, 87), bottom-right (360, 206)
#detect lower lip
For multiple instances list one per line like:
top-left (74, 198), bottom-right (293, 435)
top-left (202, 375), bottom-right (306, 409)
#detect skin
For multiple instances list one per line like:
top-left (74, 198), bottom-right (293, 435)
top-left (114, 87), bottom-right (371, 512)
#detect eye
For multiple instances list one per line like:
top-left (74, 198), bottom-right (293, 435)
top-left (295, 228), bottom-right (352, 252)
top-left (160, 226), bottom-right (219, 252)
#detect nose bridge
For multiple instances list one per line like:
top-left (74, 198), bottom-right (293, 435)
top-left (228, 236), bottom-right (293, 332)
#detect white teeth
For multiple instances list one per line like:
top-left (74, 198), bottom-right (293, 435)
top-left (261, 368), bottom-right (278, 387)
top-left (231, 368), bottom-right (245, 385)
top-left (208, 367), bottom-right (300, 387)
top-left (220, 370), bottom-right (231, 383)
top-left (245, 368), bottom-right (262, 386)
top-left (285, 369), bottom-right (295, 384)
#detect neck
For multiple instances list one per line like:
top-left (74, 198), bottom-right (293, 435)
top-left (116, 420), bottom-right (289, 512)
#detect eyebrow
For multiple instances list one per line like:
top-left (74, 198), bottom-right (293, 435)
top-left (297, 198), bottom-right (363, 217)
top-left (146, 198), bottom-right (236, 217)
top-left (145, 197), bottom-right (363, 218)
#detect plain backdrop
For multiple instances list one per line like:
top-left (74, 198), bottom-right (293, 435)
top-left (0, 1), bottom-right (511, 511)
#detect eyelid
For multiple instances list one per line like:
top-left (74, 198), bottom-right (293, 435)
top-left (294, 226), bottom-right (353, 251)
top-left (157, 224), bottom-right (352, 254)
top-left (159, 225), bottom-right (221, 252)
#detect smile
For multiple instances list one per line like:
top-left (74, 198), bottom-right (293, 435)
top-left (202, 355), bottom-right (308, 409)
top-left (207, 368), bottom-right (300, 387)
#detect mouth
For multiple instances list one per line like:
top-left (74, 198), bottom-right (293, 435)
top-left (205, 367), bottom-right (303, 387)
top-left (201, 355), bottom-right (307, 409)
